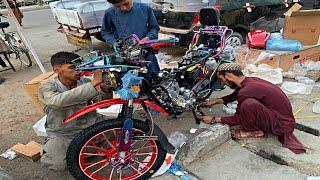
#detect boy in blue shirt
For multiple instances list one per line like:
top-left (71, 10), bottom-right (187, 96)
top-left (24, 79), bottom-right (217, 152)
top-left (101, 0), bottom-right (160, 77)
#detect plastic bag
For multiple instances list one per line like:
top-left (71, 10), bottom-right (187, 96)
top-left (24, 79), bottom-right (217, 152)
top-left (295, 76), bottom-right (315, 85)
top-left (0, 149), bottom-right (17, 160)
top-left (235, 46), bottom-right (275, 68)
top-left (32, 115), bottom-right (48, 137)
top-left (281, 82), bottom-right (313, 95)
top-left (244, 64), bottom-right (283, 85)
top-left (302, 61), bottom-right (320, 71)
top-left (223, 102), bottom-right (237, 114)
top-left (283, 63), bottom-right (308, 79)
top-left (313, 100), bottom-right (320, 114)
top-left (269, 32), bottom-right (283, 40)
top-left (117, 71), bottom-right (143, 100)
top-left (166, 161), bottom-right (190, 180)
top-left (266, 39), bottom-right (303, 52)
top-left (168, 132), bottom-right (187, 149)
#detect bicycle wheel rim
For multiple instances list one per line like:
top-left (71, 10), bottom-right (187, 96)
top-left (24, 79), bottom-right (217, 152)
top-left (79, 128), bottom-right (158, 180)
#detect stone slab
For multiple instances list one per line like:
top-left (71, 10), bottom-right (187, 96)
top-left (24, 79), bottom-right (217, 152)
top-left (177, 124), bottom-right (231, 166)
top-left (238, 130), bottom-right (320, 176)
top-left (186, 140), bottom-right (307, 180)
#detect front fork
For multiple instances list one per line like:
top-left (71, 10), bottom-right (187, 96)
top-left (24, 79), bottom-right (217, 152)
top-left (119, 99), bottom-right (134, 159)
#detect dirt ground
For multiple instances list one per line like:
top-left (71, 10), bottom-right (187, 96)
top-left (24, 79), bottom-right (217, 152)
top-left (0, 60), bottom-right (75, 179)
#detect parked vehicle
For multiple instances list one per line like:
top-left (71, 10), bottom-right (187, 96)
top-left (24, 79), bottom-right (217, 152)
top-left (0, 13), bottom-right (32, 68)
top-left (150, 0), bottom-right (304, 46)
top-left (301, 0), bottom-right (320, 9)
top-left (49, 0), bottom-right (110, 49)
top-left (49, 0), bottom-right (151, 49)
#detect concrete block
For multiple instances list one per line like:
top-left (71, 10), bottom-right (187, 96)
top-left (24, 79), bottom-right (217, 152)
top-left (186, 140), bottom-right (307, 180)
top-left (177, 124), bottom-right (231, 166)
top-left (238, 130), bottom-right (320, 176)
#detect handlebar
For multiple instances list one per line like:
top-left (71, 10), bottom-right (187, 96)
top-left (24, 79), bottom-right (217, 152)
top-left (149, 42), bottom-right (176, 49)
top-left (118, 34), bottom-right (179, 48)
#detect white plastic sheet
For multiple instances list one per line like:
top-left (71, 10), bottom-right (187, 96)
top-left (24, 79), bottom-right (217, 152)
top-left (223, 102), bottom-right (237, 114)
top-left (96, 104), bottom-right (122, 118)
top-left (313, 100), bottom-right (320, 114)
top-left (281, 82), bottom-right (313, 95)
top-left (244, 64), bottom-right (283, 85)
top-left (32, 115), bottom-right (48, 137)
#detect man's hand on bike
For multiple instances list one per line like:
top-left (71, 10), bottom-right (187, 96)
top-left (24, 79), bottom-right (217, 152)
top-left (91, 70), bottom-right (103, 87)
top-left (199, 98), bottom-right (224, 108)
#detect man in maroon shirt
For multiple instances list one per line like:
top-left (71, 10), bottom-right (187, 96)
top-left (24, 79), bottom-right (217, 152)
top-left (201, 63), bottom-right (305, 154)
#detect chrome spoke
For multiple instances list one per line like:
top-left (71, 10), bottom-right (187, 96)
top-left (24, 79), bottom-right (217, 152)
top-left (102, 133), bottom-right (116, 149)
top-left (85, 145), bottom-right (108, 152)
top-left (81, 152), bottom-right (106, 156)
top-left (133, 159), bottom-right (147, 168)
top-left (90, 162), bottom-right (109, 177)
top-left (84, 159), bottom-right (107, 171)
top-left (134, 152), bottom-right (155, 156)
top-left (109, 167), bottom-right (115, 180)
top-left (128, 164), bottom-right (142, 175)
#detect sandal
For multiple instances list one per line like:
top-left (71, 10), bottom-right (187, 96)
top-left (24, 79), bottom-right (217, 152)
top-left (231, 129), bottom-right (266, 140)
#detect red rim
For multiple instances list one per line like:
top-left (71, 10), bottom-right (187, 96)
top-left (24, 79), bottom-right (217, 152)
top-left (79, 128), bottom-right (158, 180)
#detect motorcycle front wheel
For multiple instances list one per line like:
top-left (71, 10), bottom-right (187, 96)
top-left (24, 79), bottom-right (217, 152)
top-left (66, 119), bottom-right (167, 180)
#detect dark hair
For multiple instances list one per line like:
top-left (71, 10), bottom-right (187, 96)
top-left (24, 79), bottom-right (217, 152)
top-left (51, 52), bottom-right (80, 67)
top-left (107, 0), bottom-right (125, 4)
top-left (219, 70), bottom-right (243, 77)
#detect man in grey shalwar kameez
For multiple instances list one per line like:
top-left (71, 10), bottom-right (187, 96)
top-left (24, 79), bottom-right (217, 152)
top-left (38, 52), bottom-right (113, 171)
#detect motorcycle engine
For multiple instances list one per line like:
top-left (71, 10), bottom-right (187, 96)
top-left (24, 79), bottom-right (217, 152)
top-left (153, 73), bottom-right (196, 114)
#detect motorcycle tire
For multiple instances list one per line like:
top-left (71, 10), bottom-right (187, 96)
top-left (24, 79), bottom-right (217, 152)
top-left (66, 119), bottom-right (167, 180)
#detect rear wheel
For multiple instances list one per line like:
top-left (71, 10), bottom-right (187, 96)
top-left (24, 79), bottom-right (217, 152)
top-left (67, 119), bottom-right (167, 180)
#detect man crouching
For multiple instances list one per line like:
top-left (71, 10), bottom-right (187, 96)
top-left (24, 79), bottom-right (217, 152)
top-left (38, 52), bottom-right (113, 171)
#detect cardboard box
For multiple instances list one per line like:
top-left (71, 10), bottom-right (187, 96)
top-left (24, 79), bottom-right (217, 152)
top-left (235, 46), bottom-right (277, 68)
top-left (12, 141), bottom-right (43, 162)
top-left (260, 45), bottom-right (320, 71)
top-left (236, 45), bottom-right (320, 72)
top-left (24, 72), bottom-right (56, 115)
top-left (283, 4), bottom-right (320, 45)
